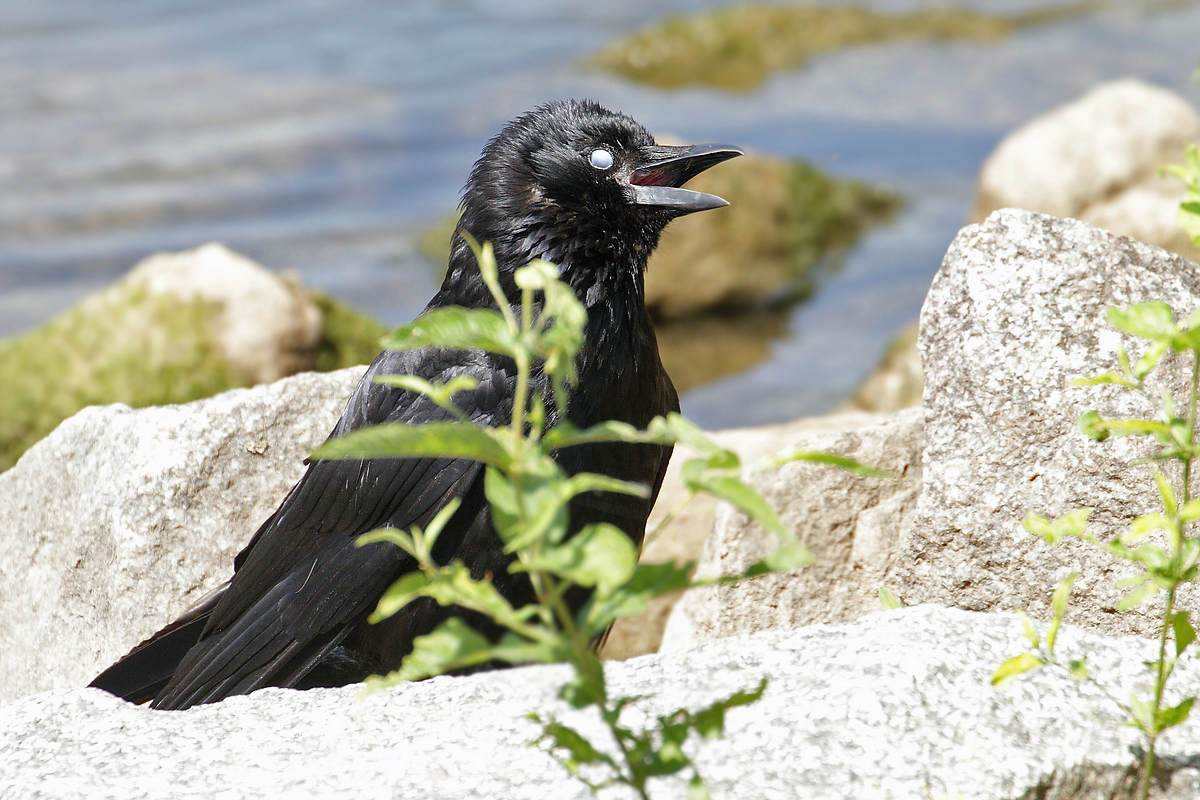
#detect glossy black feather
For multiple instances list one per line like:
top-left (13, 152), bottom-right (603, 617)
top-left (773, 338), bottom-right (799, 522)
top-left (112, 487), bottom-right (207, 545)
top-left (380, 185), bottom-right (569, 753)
top-left (89, 99), bottom-right (738, 709)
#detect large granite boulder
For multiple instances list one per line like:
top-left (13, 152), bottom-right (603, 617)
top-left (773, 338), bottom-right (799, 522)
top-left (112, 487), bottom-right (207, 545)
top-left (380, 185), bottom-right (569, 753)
top-left (897, 208), bottom-right (1200, 636)
top-left (0, 367), bottom-right (365, 705)
top-left (4, 606), bottom-right (1199, 799)
top-left (971, 79), bottom-right (1200, 263)
top-left (666, 209), bottom-right (1200, 652)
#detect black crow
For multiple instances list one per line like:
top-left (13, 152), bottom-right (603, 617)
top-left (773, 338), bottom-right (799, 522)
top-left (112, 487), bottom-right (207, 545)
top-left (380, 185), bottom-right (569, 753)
top-left (90, 99), bottom-right (741, 710)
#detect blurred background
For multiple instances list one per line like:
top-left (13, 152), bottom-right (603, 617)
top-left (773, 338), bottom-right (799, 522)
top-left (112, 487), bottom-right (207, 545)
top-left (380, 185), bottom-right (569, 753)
top-left (2, 0), bottom-right (1199, 445)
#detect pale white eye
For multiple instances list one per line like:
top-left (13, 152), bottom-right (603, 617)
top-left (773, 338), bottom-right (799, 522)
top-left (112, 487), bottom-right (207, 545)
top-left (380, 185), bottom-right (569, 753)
top-left (589, 148), bottom-right (614, 170)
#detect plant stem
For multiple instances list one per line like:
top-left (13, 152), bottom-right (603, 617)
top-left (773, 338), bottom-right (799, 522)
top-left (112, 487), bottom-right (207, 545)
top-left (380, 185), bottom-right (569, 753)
top-left (602, 706), bottom-right (650, 800)
top-left (1138, 586), bottom-right (1175, 800)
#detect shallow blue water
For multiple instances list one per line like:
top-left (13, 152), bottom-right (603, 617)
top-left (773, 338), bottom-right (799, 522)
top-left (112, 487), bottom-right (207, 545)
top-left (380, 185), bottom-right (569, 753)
top-left (2, 0), bottom-right (1198, 427)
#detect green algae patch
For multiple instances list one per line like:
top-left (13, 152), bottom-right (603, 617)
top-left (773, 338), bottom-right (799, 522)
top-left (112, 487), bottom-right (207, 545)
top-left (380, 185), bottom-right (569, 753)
top-left (592, 3), bottom-right (1092, 91)
top-left (0, 288), bottom-right (238, 472)
top-left (0, 283), bottom-right (388, 472)
top-left (313, 292), bottom-right (388, 371)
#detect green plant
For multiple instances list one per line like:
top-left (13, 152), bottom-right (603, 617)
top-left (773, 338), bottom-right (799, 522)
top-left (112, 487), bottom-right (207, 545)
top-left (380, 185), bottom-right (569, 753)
top-left (316, 241), bottom-right (825, 798)
top-left (1162, 142), bottom-right (1200, 246)
top-left (995, 302), bottom-right (1200, 800)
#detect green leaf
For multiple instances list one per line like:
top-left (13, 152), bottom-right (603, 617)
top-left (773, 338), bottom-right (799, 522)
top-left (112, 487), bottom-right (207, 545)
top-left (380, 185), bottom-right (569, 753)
top-left (412, 561), bottom-right (533, 632)
top-left (1180, 201), bottom-right (1200, 246)
top-left (1130, 695), bottom-right (1155, 732)
top-left (1157, 696), bottom-right (1195, 731)
top-left (382, 306), bottom-right (521, 358)
top-left (371, 374), bottom-right (479, 420)
top-left (1077, 410), bottom-right (1110, 442)
top-left (1047, 572), bottom-right (1077, 655)
top-left (1023, 508), bottom-right (1091, 544)
top-left (1181, 499), bottom-right (1200, 522)
top-left (686, 473), bottom-right (788, 538)
top-left (1099, 418), bottom-right (1171, 438)
top-left (1129, 695), bottom-right (1156, 732)
top-left (1016, 609), bottom-right (1040, 649)
top-left (1117, 580), bottom-right (1159, 612)
top-left (1108, 303), bottom-right (1178, 343)
top-left (991, 653), bottom-right (1045, 686)
top-left (646, 413), bottom-right (732, 456)
top-left (1131, 513), bottom-right (1172, 539)
top-left (740, 539), bottom-right (813, 579)
top-left (391, 617), bottom-right (495, 682)
top-left (532, 716), bottom-right (615, 772)
top-left (514, 260), bottom-right (587, 383)
top-left (1133, 339), bottom-right (1170, 377)
top-left (369, 570), bottom-right (433, 622)
top-left (1069, 657), bottom-right (1090, 681)
top-left (523, 523), bottom-right (638, 597)
top-left (559, 654), bottom-right (606, 708)
top-left (543, 419), bottom-right (670, 451)
top-left (356, 527), bottom-right (416, 558)
top-left (878, 586), bottom-right (904, 611)
top-left (1174, 612), bottom-right (1197, 658)
top-left (691, 678), bottom-right (768, 739)
top-left (1072, 371), bottom-right (1140, 388)
top-left (586, 560), bottom-right (695, 632)
top-left (766, 450), bottom-right (892, 477)
top-left (562, 472), bottom-right (651, 501)
top-left (688, 773), bottom-right (713, 800)
top-left (489, 632), bottom-right (568, 666)
top-left (645, 719), bottom-right (691, 777)
top-left (465, 238), bottom-right (517, 330)
top-left (1154, 468), bottom-right (1179, 515)
top-left (313, 421), bottom-right (513, 469)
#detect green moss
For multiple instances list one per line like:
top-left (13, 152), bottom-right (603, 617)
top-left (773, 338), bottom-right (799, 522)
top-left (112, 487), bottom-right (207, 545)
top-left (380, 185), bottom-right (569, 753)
top-left (592, 3), bottom-right (1094, 91)
top-left (783, 160), bottom-right (899, 293)
top-left (0, 288), bottom-right (239, 472)
top-left (0, 278), bottom-right (390, 472)
top-left (312, 292), bottom-right (389, 371)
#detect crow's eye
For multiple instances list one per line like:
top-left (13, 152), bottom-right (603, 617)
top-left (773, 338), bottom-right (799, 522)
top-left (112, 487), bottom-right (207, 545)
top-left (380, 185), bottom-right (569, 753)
top-left (589, 148), bottom-right (614, 170)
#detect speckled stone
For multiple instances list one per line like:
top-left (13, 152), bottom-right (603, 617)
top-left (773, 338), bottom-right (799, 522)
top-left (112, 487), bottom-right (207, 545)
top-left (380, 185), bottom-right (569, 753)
top-left (0, 367), bottom-right (365, 704)
top-left (3, 606), bottom-right (1199, 799)
top-left (898, 209), bottom-right (1200, 637)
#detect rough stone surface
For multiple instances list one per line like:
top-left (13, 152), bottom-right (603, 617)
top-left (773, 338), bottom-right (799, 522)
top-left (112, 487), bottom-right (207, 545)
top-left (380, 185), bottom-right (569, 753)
top-left (898, 209), bottom-right (1200, 636)
top-left (971, 79), bottom-right (1200, 263)
top-left (4, 605), bottom-right (1199, 800)
top-left (0, 367), bottom-right (365, 704)
top-left (604, 412), bottom-right (905, 659)
top-left (126, 243), bottom-right (324, 383)
top-left (661, 408), bottom-right (922, 652)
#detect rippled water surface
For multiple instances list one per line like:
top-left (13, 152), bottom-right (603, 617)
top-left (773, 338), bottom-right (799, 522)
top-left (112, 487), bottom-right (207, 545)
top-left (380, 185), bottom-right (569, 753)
top-left (2, 0), bottom-right (1199, 427)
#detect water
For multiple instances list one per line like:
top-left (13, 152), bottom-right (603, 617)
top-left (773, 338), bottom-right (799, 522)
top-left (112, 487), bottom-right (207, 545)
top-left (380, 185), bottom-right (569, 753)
top-left (2, 0), bottom-right (1198, 428)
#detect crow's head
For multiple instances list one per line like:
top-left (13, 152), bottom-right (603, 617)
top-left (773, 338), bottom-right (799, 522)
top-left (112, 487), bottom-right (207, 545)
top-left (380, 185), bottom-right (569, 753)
top-left (450, 99), bottom-right (740, 296)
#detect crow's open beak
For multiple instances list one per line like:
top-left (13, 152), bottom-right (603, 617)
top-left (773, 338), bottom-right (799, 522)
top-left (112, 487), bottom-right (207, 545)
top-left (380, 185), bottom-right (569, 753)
top-left (630, 143), bottom-right (743, 213)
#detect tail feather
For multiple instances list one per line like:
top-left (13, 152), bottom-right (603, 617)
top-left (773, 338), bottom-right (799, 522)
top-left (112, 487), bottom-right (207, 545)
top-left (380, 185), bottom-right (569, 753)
top-left (88, 583), bottom-right (228, 705)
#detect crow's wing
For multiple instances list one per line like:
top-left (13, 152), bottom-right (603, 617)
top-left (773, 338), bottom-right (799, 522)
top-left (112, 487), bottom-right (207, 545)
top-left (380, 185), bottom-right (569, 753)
top-left (146, 348), bottom-right (515, 709)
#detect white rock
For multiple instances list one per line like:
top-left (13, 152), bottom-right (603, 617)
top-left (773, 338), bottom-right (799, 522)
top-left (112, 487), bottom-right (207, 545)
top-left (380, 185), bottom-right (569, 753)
top-left (124, 242), bottom-right (324, 383)
top-left (972, 79), bottom-right (1200, 261)
top-left (3, 606), bottom-right (1199, 799)
top-left (0, 367), bottom-right (365, 704)
top-left (897, 209), bottom-right (1200, 636)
